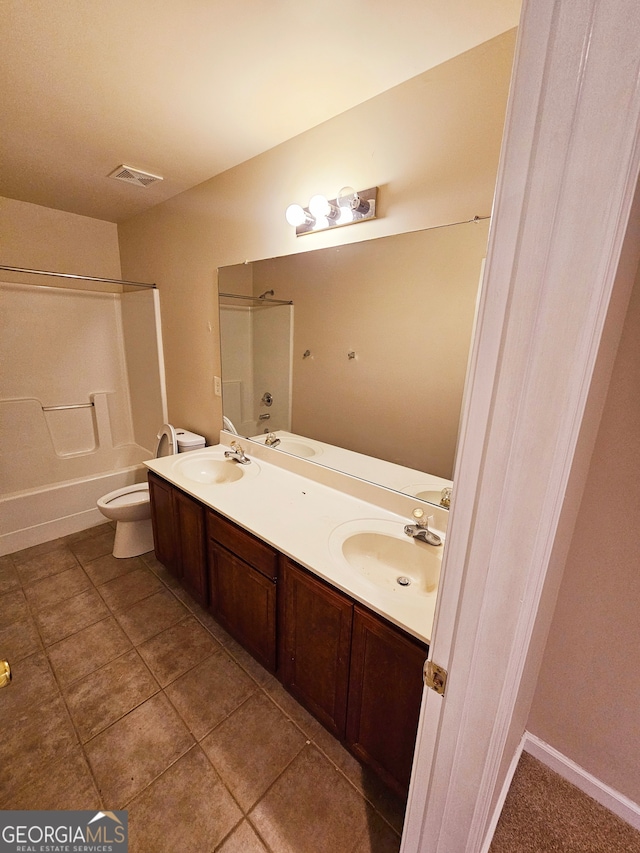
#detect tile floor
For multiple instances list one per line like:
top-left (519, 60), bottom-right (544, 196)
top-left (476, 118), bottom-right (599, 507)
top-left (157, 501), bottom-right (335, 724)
top-left (0, 522), bottom-right (406, 852)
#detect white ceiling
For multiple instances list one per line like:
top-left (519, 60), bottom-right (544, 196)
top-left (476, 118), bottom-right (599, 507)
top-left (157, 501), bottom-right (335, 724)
top-left (0, 1), bottom-right (520, 223)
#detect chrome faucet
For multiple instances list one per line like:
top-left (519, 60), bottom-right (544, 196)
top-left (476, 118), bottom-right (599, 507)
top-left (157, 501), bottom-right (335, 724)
top-left (224, 441), bottom-right (251, 464)
top-left (264, 433), bottom-right (281, 448)
top-left (404, 508), bottom-right (442, 546)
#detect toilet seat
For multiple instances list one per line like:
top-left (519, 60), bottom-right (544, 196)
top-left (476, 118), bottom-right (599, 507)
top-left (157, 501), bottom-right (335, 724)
top-left (97, 482), bottom-right (150, 521)
top-left (155, 424), bottom-right (178, 457)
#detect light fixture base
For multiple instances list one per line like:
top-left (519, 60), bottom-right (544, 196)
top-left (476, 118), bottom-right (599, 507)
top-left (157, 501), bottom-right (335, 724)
top-left (294, 187), bottom-right (378, 236)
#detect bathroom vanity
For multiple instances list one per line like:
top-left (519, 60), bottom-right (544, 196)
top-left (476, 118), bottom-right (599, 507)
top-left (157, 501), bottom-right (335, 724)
top-left (146, 435), bottom-right (447, 796)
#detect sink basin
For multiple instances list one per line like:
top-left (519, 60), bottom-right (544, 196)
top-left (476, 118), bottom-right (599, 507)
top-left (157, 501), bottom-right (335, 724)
top-left (171, 449), bottom-right (259, 485)
top-left (274, 437), bottom-right (322, 458)
top-left (329, 519), bottom-right (443, 597)
top-left (401, 484), bottom-right (452, 507)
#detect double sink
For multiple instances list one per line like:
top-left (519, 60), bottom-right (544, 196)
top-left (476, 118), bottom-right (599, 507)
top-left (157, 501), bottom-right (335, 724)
top-left (169, 446), bottom-right (443, 608)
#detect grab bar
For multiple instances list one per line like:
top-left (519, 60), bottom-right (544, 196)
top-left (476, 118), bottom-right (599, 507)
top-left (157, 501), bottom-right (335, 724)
top-left (41, 402), bottom-right (95, 411)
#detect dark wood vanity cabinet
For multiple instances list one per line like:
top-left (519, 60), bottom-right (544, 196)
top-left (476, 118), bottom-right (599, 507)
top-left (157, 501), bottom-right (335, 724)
top-left (346, 606), bottom-right (427, 797)
top-left (148, 472), bottom-right (177, 572)
top-left (207, 511), bottom-right (278, 673)
top-left (148, 473), bottom-right (427, 796)
top-left (280, 558), bottom-right (353, 738)
top-left (148, 472), bottom-right (208, 605)
top-left (281, 559), bottom-right (427, 795)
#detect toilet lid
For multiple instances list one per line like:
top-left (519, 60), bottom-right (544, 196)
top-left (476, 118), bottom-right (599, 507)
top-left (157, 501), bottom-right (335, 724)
top-left (155, 424), bottom-right (178, 457)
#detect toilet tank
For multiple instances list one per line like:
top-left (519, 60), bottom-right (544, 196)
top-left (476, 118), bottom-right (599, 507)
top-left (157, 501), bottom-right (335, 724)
top-left (176, 429), bottom-right (206, 453)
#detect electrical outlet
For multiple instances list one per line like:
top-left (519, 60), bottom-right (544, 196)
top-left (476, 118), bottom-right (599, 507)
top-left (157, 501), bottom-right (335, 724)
top-left (214, 376), bottom-right (222, 396)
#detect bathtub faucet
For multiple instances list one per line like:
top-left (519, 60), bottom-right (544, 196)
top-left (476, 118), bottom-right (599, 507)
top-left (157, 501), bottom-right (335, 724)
top-left (404, 508), bottom-right (442, 546)
top-left (224, 441), bottom-right (251, 464)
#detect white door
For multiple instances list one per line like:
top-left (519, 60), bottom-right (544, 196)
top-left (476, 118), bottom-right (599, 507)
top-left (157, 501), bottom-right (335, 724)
top-left (401, 1), bottom-right (640, 850)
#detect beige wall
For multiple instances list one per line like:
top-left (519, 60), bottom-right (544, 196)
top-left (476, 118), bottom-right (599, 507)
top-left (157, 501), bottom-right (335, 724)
top-left (0, 196), bottom-right (121, 281)
top-left (117, 31), bottom-right (516, 445)
top-left (527, 261), bottom-right (640, 803)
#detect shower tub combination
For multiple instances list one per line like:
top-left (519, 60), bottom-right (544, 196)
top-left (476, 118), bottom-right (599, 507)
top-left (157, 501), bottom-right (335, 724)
top-left (0, 269), bottom-right (167, 556)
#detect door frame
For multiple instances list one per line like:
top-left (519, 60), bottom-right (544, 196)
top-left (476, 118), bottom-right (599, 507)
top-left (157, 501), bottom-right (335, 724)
top-left (401, 1), bottom-right (640, 850)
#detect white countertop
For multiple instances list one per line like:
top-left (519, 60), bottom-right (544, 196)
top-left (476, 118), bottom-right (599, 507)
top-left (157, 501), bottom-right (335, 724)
top-left (145, 438), bottom-right (446, 645)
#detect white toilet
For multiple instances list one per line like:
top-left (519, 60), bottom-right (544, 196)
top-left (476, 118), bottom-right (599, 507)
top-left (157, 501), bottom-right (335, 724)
top-left (97, 424), bottom-right (205, 558)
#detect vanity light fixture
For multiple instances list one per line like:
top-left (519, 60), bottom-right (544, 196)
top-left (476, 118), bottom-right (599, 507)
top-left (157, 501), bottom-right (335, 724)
top-left (285, 186), bottom-right (378, 236)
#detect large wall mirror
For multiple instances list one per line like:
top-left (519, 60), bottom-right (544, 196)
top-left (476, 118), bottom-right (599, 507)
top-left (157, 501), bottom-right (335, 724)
top-left (217, 217), bottom-right (489, 506)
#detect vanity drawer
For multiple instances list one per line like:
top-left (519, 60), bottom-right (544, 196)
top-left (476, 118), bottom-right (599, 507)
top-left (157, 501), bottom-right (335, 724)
top-left (207, 511), bottom-right (278, 580)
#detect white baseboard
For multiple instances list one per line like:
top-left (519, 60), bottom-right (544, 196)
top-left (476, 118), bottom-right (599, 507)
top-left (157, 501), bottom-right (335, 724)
top-left (523, 732), bottom-right (640, 831)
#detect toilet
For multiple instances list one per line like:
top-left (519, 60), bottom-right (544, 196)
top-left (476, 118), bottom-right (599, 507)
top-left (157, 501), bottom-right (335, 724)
top-left (97, 425), bottom-right (205, 558)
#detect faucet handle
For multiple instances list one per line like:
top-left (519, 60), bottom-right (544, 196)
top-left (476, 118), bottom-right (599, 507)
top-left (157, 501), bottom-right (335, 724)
top-left (412, 507), bottom-right (427, 527)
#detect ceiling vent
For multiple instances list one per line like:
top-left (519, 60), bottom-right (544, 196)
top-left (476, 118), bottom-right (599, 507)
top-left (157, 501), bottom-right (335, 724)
top-left (108, 165), bottom-right (163, 188)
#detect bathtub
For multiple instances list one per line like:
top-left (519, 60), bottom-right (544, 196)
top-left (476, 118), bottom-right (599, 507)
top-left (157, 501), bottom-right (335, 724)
top-left (0, 445), bottom-right (151, 556)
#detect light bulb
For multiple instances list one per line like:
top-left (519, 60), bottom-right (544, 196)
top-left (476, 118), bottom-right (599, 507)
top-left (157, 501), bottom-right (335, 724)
top-left (337, 186), bottom-right (356, 209)
top-left (309, 194), bottom-right (340, 222)
top-left (285, 203), bottom-right (312, 227)
top-left (309, 194), bottom-right (330, 218)
top-left (337, 186), bottom-right (370, 215)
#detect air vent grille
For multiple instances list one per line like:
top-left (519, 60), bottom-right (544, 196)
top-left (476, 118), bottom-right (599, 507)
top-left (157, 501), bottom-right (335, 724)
top-left (108, 165), bottom-right (163, 188)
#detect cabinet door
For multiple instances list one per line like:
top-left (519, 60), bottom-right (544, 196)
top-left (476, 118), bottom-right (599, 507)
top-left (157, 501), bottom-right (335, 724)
top-left (174, 488), bottom-right (207, 606)
top-left (281, 559), bottom-right (353, 738)
top-left (147, 473), bottom-right (178, 575)
top-left (209, 542), bottom-right (277, 672)
top-left (346, 606), bottom-right (427, 797)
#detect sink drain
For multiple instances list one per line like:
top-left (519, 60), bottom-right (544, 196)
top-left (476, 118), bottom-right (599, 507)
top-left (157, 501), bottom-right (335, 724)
top-left (397, 576), bottom-right (411, 586)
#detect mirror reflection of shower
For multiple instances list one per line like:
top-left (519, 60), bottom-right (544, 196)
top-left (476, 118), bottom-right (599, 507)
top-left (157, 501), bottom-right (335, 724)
top-left (218, 288), bottom-right (293, 437)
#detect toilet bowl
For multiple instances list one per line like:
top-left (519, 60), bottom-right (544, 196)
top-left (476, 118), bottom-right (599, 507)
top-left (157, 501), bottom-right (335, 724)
top-left (97, 425), bottom-right (205, 558)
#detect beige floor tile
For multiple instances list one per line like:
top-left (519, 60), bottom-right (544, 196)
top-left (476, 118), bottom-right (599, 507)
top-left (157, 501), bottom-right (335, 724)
top-left (137, 615), bottom-right (221, 687)
top-left (0, 556), bottom-right (20, 595)
top-left (249, 744), bottom-right (372, 853)
top-left (69, 530), bottom-right (115, 564)
top-left (217, 820), bottom-right (270, 853)
top-left (23, 564), bottom-right (92, 613)
top-left (115, 589), bottom-right (188, 645)
top-left (48, 616), bottom-right (132, 686)
top-left (64, 648), bottom-right (160, 742)
top-left (0, 651), bottom-right (59, 721)
top-left (165, 652), bottom-right (257, 740)
top-left (127, 746), bottom-right (242, 853)
top-left (10, 537), bottom-right (66, 566)
top-left (83, 553), bottom-right (146, 586)
top-left (35, 586), bottom-right (110, 646)
top-left (85, 692), bottom-right (194, 807)
top-left (201, 691), bottom-right (307, 810)
top-left (0, 695), bottom-right (78, 806)
top-left (312, 725), bottom-right (407, 834)
top-left (0, 615), bottom-right (42, 662)
top-left (98, 566), bottom-right (164, 613)
top-left (16, 545), bottom-right (78, 587)
top-left (263, 677), bottom-right (325, 740)
top-left (351, 812), bottom-right (402, 853)
top-left (0, 588), bottom-right (30, 627)
top-left (141, 553), bottom-right (181, 589)
top-left (8, 746), bottom-right (100, 811)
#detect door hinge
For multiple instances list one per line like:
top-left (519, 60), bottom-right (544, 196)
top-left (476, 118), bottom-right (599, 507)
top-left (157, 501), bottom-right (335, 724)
top-left (424, 660), bottom-right (447, 696)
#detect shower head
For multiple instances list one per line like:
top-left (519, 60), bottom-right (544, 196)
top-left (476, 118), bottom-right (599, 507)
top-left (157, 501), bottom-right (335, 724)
top-left (258, 290), bottom-right (275, 299)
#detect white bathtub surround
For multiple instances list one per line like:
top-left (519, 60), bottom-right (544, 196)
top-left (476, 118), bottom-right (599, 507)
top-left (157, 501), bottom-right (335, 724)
top-left (0, 280), bottom-right (167, 555)
top-left (0, 456), bottom-right (148, 556)
top-left (146, 434), bottom-right (448, 644)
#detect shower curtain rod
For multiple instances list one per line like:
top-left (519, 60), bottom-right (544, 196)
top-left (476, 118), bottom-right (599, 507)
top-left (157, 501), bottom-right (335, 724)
top-left (0, 265), bottom-right (156, 289)
top-left (219, 292), bottom-right (293, 305)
